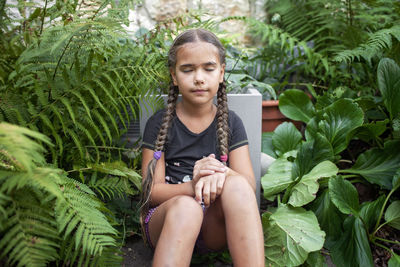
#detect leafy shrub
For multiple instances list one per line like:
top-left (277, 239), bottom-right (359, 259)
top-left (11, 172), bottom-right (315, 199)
top-left (262, 58), bottom-right (400, 266)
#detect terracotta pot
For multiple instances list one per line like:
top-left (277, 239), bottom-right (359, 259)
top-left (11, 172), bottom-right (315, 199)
top-left (262, 100), bottom-right (302, 132)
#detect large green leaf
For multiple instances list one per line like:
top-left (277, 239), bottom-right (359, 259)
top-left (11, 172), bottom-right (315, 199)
top-left (329, 176), bottom-right (359, 215)
top-left (344, 140), bottom-right (400, 190)
top-left (377, 58), bottom-right (400, 120)
top-left (317, 99), bottom-right (364, 155)
top-left (360, 196), bottom-right (385, 231)
top-left (292, 134), bottom-right (334, 179)
top-left (309, 189), bottom-right (346, 248)
top-left (288, 161), bottom-right (338, 207)
top-left (349, 120), bottom-right (388, 144)
top-left (262, 132), bottom-right (277, 158)
top-left (330, 216), bottom-right (374, 267)
top-left (272, 122), bottom-right (302, 157)
top-left (279, 89), bottom-right (315, 123)
top-left (385, 201), bottom-right (400, 230)
top-left (261, 157), bottom-right (293, 198)
top-left (263, 204), bottom-right (325, 266)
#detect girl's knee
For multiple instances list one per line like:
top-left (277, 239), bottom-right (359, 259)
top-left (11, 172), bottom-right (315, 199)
top-left (166, 195), bottom-right (204, 223)
top-left (221, 175), bottom-right (256, 203)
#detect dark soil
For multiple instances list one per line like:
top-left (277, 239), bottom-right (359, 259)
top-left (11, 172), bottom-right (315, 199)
top-left (371, 225), bottom-right (400, 267)
top-left (121, 235), bottom-right (233, 267)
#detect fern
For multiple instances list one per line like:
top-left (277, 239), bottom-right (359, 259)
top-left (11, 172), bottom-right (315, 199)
top-left (257, 0), bottom-right (400, 94)
top-left (0, 122), bottom-right (127, 266)
top-left (334, 25), bottom-right (400, 64)
top-left (228, 16), bottom-right (332, 85)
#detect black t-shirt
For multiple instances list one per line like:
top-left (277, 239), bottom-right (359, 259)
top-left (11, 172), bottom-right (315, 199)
top-left (142, 109), bottom-right (248, 184)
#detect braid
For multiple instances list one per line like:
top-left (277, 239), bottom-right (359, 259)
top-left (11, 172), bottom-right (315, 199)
top-left (216, 80), bottom-right (229, 165)
top-left (139, 83), bottom-right (178, 242)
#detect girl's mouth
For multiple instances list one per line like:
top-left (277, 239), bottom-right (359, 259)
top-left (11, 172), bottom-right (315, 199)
top-left (192, 89), bottom-right (207, 93)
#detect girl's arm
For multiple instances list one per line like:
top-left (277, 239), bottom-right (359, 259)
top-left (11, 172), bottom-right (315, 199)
top-left (226, 145), bottom-right (256, 192)
top-left (142, 148), bottom-right (195, 206)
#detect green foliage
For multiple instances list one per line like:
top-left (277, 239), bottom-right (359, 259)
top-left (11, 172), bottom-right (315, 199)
top-left (0, 0), bottom-right (168, 169)
top-left (0, 122), bottom-right (129, 266)
top-left (272, 122), bottom-right (302, 157)
top-left (246, 0), bottom-right (400, 100)
top-left (385, 200), bottom-right (400, 230)
top-left (263, 204), bottom-right (325, 266)
top-left (262, 57), bottom-right (400, 266)
top-left (0, 1), bottom-right (152, 265)
top-left (279, 89), bottom-right (315, 123)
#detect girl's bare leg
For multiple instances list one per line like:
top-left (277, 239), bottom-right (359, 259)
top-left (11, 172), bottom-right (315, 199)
top-left (148, 195), bottom-right (204, 267)
top-left (201, 175), bottom-right (265, 267)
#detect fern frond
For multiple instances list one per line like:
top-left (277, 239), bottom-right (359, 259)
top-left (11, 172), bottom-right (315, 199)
top-left (60, 97), bottom-right (76, 124)
top-left (334, 25), bottom-right (400, 64)
top-left (93, 109), bottom-right (113, 144)
top-left (240, 17), bottom-right (331, 77)
top-left (0, 190), bottom-right (60, 266)
top-left (89, 176), bottom-right (134, 199)
top-left (0, 122), bottom-right (51, 172)
top-left (56, 181), bottom-right (118, 255)
top-left (66, 128), bottom-right (85, 161)
top-left (86, 161), bottom-right (141, 196)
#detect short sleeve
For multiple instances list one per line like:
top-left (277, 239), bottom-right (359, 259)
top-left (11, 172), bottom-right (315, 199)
top-left (228, 110), bottom-right (248, 151)
top-left (141, 109), bottom-right (164, 150)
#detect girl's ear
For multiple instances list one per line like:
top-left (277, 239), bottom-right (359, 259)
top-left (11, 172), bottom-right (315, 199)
top-left (170, 68), bottom-right (178, 86)
top-left (219, 63), bottom-right (225, 83)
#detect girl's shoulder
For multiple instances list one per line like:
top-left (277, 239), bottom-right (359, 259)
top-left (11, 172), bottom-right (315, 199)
top-left (146, 108), bottom-right (167, 125)
top-left (227, 109), bottom-right (244, 127)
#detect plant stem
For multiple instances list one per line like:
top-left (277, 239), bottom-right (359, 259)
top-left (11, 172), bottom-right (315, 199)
top-left (373, 183), bottom-right (400, 235)
top-left (66, 167), bottom-right (92, 173)
top-left (286, 82), bottom-right (328, 90)
top-left (374, 236), bottom-right (400, 245)
top-left (282, 181), bottom-right (297, 203)
top-left (373, 221), bottom-right (388, 236)
top-left (339, 174), bottom-right (359, 179)
top-left (373, 241), bottom-right (391, 252)
top-left (348, 0), bottom-right (353, 26)
top-left (39, 0), bottom-right (48, 36)
top-left (52, 36), bottom-right (74, 80)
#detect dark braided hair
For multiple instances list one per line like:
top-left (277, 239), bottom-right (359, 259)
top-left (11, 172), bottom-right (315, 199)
top-left (139, 29), bottom-right (230, 239)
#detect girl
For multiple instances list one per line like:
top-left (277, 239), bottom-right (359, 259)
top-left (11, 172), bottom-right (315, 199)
top-left (140, 28), bottom-right (264, 267)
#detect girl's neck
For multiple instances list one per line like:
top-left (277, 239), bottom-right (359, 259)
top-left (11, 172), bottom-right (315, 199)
top-left (176, 101), bottom-right (217, 134)
top-left (177, 101), bottom-right (216, 119)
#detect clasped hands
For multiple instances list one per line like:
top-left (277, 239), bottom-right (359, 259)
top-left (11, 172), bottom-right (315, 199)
top-left (192, 154), bottom-right (228, 207)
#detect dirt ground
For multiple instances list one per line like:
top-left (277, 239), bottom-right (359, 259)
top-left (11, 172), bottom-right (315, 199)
top-left (121, 236), bottom-right (233, 267)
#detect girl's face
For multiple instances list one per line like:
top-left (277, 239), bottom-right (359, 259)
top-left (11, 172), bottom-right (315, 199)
top-left (170, 41), bottom-right (225, 106)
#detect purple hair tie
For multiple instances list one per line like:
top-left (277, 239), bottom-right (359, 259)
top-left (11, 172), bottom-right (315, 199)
top-left (154, 151), bottom-right (162, 160)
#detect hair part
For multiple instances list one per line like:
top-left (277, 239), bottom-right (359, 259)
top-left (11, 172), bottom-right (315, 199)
top-left (168, 28), bottom-right (226, 69)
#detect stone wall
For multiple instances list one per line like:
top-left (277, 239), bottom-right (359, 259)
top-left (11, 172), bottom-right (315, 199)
top-left (126, 0), bottom-right (266, 40)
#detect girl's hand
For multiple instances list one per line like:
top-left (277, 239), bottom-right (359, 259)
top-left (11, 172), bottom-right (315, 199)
top-left (192, 154), bottom-right (226, 185)
top-left (194, 172), bottom-right (225, 207)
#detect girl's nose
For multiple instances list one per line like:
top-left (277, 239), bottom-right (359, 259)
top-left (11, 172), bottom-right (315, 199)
top-left (194, 78), bottom-right (205, 85)
top-left (194, 71), bottom-right (205, 85)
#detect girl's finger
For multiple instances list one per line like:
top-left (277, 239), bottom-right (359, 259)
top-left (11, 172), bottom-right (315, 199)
top-left (210, 178), bottom-right (217, 204)
top-left (195, 180), bottom-right (204, 204)
top-left (202, 180), bottom-right (211, 207)
top-left (216, 174), bottom-right (225, 196)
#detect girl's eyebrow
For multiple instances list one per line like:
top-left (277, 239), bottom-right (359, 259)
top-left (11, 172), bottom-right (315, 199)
top-left (179, 61), bottom-right (217, 68)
